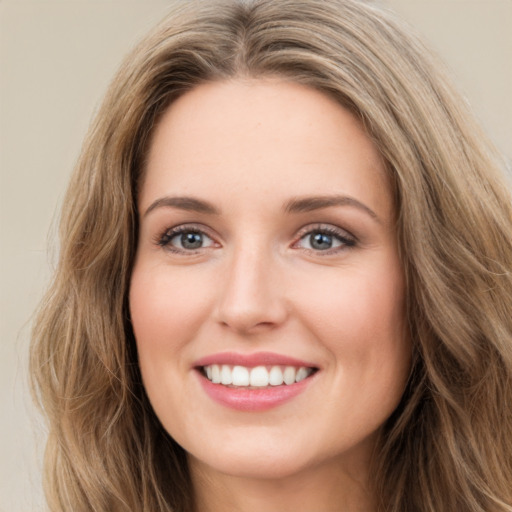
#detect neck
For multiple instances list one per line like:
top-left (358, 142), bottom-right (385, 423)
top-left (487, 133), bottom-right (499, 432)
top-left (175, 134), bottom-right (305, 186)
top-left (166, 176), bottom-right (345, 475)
top-left (190, 456), bottom-right (376, 512)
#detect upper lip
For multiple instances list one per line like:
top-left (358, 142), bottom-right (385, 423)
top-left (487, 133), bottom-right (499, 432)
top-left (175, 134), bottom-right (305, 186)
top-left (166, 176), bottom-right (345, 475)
top-left (193, 351), bottom-right (319, 369)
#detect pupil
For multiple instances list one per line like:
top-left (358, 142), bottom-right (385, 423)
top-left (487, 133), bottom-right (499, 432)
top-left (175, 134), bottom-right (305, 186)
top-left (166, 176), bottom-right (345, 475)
top-left (181, 232), bottom-right (202, 249)
top-left (311, 232), bottom-right (332, 250)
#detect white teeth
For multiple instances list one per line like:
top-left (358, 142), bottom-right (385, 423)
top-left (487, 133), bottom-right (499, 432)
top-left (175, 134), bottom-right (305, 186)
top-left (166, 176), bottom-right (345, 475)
top-left (203, 364), bottom-right (314, 387)
top-left (250, 366), bottom-right (269, 387)
top-left (211, 364), bottom-right (221, 384)
top-left (220, 365), bottom-right (232, 385)
top-left (269, 366), bottom-right (284, 386)
top-left (232, 366), bottom-right (250, 386)
top-left (283, 366), bottom-right (296, 385)
top-left (295, 367), bottom-right (310, 383)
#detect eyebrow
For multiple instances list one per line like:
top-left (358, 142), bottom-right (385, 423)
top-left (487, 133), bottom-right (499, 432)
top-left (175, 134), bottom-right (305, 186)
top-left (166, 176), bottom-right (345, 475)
top-left (284, 195), bottom-right (380, 222)
top-left (143, 196), bottom-right (220, 217)
top-left (143, 194), bottom-right (379, 222)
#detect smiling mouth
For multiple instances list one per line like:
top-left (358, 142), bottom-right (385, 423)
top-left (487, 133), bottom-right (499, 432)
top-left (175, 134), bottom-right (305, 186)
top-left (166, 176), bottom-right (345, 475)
top-left (200, 364), bottom-right (318, 388)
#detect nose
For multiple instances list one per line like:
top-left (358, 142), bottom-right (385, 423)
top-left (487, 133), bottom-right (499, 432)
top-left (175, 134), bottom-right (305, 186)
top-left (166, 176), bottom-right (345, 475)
top-left (214, 245), bottom-right (289, 335)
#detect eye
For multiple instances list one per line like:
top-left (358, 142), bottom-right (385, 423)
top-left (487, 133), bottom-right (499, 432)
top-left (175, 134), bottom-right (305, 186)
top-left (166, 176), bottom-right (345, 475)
top-left (158, 226), bottom-right (216, 253)
top-left (295, 226), bottom-right (356, 253)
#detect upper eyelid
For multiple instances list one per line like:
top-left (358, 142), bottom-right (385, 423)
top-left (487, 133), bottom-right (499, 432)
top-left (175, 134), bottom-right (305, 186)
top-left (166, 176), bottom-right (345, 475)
top-left (162, 223), bottom-right (216, 236)
top-left (294, 223), bottom-right (356, 240)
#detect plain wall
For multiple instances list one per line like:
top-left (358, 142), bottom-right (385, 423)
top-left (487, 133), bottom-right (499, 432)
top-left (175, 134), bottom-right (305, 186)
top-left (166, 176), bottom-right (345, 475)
top-left (1, 1), bottom-right (510, 510)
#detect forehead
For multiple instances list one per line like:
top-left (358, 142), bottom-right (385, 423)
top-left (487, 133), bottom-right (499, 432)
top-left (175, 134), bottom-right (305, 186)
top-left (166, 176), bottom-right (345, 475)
top-left (141, 79), bottom-right (392, 220)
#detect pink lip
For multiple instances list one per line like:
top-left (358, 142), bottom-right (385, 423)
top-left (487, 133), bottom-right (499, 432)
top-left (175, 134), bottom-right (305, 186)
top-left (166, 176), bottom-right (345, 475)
top-left (193, 351), bottom-right (317, 368)
top-left (193, 352), bottom-right (319, 412)
top-left (198, 376), bottom-right (314, 411)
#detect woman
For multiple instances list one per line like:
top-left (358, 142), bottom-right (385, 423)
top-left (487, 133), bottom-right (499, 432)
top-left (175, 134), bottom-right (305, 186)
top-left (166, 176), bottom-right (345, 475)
top-left (31, 0), bottom-right (512, 511)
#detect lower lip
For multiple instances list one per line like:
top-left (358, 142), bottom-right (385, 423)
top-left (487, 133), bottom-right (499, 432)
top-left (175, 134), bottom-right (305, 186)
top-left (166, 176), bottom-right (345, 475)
top-left (197, 372), bottom-right (315, 412)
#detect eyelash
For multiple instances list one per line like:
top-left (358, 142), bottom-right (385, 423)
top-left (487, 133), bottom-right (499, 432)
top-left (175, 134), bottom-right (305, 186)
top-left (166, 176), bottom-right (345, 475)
top-left (155, 223), bottom-right (357, 255)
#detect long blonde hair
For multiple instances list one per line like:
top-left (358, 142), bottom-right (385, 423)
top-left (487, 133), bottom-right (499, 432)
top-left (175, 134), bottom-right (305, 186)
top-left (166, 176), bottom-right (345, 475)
top-left (31, 1), bottom-right (512, 510)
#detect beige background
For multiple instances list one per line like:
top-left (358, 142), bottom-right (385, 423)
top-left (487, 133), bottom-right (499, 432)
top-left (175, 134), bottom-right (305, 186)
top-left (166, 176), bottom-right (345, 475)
top-left (1, 1), bottom-right (510, 510)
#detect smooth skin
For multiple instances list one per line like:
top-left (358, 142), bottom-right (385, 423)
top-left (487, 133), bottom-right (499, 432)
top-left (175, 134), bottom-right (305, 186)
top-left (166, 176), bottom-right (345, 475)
top-left (130, 78), bottom-right (411, 512)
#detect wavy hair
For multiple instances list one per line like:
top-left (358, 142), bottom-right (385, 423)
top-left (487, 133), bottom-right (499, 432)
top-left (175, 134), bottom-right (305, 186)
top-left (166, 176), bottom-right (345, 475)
top-left (31, 0), bottom-right (512, 510)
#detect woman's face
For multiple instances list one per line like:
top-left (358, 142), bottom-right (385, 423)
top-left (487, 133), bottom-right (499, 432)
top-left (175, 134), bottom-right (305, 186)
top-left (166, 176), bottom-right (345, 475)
top-left (130, 79), bottom-right (410, 483)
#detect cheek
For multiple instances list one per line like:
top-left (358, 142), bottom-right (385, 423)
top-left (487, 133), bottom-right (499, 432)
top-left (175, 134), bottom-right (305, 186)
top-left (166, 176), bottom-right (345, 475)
top-left (296, 262), bottom-right (406, 346)
top-left (129, 262), bottom-right (210, 365)
top-left (295, 259), bottom-right (410, 401)
top-left (128, 261), bottom-right (215, 434)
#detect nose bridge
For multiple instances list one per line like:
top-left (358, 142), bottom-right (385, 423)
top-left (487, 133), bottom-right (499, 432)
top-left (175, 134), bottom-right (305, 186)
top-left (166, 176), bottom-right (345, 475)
top-left (215, 238), bottom-right (286, 333)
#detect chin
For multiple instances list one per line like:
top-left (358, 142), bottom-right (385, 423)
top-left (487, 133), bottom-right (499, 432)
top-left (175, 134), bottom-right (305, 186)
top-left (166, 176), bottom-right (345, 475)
top-left (186, 436), bottom-right (317, 481)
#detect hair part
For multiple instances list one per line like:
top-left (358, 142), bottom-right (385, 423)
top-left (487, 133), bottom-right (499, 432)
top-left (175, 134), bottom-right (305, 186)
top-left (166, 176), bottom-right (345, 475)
top-left (31, 0), bottom-right (512, 510)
